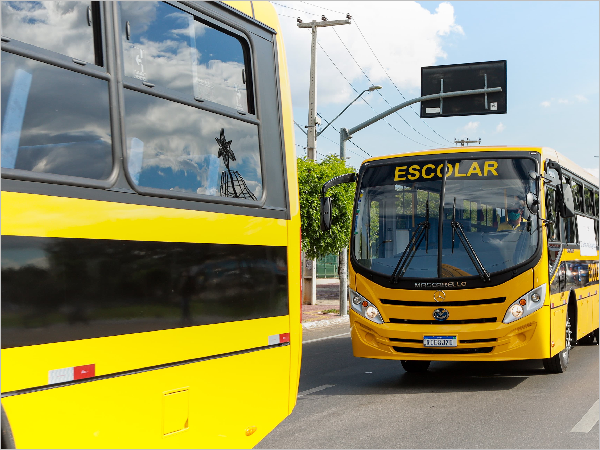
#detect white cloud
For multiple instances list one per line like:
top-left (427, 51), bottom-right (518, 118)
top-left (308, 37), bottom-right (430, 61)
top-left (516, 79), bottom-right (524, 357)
top-left (585, 167), bottom-right (599, 178)
top-left (541, 101), bottom-right (551, 107)
top-left (276, 1), bottom-right (464, 108)
top-left (558, 98), bottom-right (569, 104)
top-left (576, 95), bottom-right (588, 103)
top-left (541, 95), bottom-right (589, 108)
top-left (495, 122), bottom-right (505, 133)
top-left (464, 121), bottom-right (479, 132)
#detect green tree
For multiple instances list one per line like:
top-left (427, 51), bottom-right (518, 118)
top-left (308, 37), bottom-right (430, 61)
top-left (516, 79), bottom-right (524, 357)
top-left (297, 155), bottom-right (356, 260)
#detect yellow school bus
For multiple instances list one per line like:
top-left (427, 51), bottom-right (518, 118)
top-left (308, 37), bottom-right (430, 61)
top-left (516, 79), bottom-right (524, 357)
top-left (332, 146), bottom-right (598, 373)
top-left (1, 1), bottom-right (301, 448)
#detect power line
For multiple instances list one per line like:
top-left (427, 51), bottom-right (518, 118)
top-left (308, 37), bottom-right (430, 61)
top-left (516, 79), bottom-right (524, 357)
top-left (316, 113), bottom-right (372, 158)
top-left (301, 2), bottom-right (345, 15)
top-left (351, 20), bottom-right (452, 144)
top-left (331, 27), bottom-right (444, 147)
top-left (316, 41), bottom-right (429, 147)
top-left (292, 1), bottom-right (453, 145)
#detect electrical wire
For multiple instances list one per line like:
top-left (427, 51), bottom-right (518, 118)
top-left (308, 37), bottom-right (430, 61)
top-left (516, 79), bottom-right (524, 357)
top-left (294, 1), bottom-right (452, 144)
top-left (317, 41), bottom-right (428, 147)
top-left (332, 27), bottom-right (444, 147)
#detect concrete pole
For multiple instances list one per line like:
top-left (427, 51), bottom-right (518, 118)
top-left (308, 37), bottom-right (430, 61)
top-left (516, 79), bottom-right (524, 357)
top-left (298, 17), bottom-right (351, 306)
top-left (339, 128), bottom-right (349, 315)
top-left (306, 22), bottom-right (318, 161)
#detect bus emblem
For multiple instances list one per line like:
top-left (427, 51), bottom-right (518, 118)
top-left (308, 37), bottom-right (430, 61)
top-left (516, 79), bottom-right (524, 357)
top-left (433, 308), bottom-right (449, 321)
top-left (433, 290), bottom-right (446, 302)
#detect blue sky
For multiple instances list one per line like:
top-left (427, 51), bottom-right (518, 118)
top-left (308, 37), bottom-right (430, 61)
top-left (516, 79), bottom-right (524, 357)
top-left (273, 1), bottom-right (599, 177)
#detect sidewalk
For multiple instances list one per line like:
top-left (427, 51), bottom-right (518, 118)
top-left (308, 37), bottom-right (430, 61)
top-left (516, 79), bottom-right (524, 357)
top-left (302, 278), bottom-right (349, 328)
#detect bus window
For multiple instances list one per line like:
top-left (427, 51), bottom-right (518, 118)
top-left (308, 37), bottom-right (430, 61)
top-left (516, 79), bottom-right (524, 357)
top-left (572, 180), bottom-right (584, 212)
top-left (1, 1), bottom-right (101, 66)
top-left (545, 185), bottom-right (559, 242)
top-left (1, 51), bottom-right (112, 179)
top-left (584, 186), bottom-right (594, 215)
top-left (562, 176), bottom-right (577, 243)
top-left (123, 90), bottom-right (261, 200)
top-left (595, 190), bottom-right (599, 245)
top-left (120, 2), bottom-right (251, 112)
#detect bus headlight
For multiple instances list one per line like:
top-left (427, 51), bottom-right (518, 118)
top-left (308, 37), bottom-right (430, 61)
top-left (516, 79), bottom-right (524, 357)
top-left (502, 284), bottom-right (547, 324)
top-left (349, 289), bottom-right (384, 324)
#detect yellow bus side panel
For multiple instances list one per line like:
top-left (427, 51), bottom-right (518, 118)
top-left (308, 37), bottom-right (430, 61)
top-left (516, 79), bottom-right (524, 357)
top-left (0, 191), bottom-right (287, 246)
top-left (3, 345), bottom-right (290, 449)
top-left (251, 0), bottom-right (302, 415)
top-left (1, 316), bottom-right (289, 393)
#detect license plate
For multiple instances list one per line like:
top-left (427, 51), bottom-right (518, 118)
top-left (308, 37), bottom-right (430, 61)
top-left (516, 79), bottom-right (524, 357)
top-left (423, 335), bottom-right (457, 347)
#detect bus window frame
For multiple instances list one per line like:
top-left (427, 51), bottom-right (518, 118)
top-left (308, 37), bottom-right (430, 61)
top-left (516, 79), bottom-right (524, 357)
top-left (0, 1), bottom-right (118, 189)
top-left (1, 1), bottom-right (290, 216)
top-left (350, 151), bottom-right (544, 290)
top-left (115, 1), bottom-right (270, 208)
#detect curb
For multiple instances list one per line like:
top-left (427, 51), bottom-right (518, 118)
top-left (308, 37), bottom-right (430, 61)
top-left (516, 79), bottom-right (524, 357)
top-left (302, 315), bottom-right (349, 329)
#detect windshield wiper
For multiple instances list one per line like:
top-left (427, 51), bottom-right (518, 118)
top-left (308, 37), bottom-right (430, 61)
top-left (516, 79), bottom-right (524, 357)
top-left (451, 197), bottom-right (490, 282)
top-left (391, 200), bottom-right (430, 283)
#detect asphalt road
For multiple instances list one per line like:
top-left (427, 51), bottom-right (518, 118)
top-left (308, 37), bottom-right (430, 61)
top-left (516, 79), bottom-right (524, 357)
top-left (256, 322), bottom-right (599, 449)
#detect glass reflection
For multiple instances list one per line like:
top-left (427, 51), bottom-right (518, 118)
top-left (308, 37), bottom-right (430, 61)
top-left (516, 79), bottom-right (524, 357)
top-left (1, 236), bottom-right (288, 348)
top-left (119, 1), bottom-right (248, 112)
top-left (1, 1), bottom-right (97, 65)
top-left (1, 51), bottom-right (112, 179)
top-left (123, 89), bottom-right (261, 198)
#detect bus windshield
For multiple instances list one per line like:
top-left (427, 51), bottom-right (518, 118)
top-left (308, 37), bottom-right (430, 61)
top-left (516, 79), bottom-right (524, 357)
top-left (353, 157), bottom-right (539, 280)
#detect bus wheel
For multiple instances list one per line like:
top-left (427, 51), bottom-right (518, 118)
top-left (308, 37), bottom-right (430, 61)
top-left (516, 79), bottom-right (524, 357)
top-left (578, 331), bottom-right (596, 345)
top-left (401, 360), bottom-right (430, 373)
top-left (543, 315), bottom-right (572, 373)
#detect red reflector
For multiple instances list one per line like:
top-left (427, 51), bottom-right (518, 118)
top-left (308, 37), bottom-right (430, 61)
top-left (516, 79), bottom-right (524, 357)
top-left (279, 333), bottom-right (290, 343)
top-left (74, 364), bottom-right (95, 380)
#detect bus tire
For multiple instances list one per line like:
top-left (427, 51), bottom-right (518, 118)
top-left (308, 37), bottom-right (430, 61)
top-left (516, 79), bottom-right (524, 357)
top-left (401, 360), bottom-right (430, 373)
top-left (543, 314), bottom-right (572, 374)
top-left (578, 332), bottom-right (596, 345)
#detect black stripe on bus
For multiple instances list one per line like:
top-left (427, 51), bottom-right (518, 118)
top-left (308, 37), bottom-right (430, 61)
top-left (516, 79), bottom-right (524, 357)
top-left (0, 341), bottom-right (290, 398)
top-left (389, 318), bottom-right (497, 325)
top-left (393, 346), bottom-right (494, 354)
top-left (2, 235), bottom-right (288, 348)
top-left (380, 297), bottom-right (506, 307)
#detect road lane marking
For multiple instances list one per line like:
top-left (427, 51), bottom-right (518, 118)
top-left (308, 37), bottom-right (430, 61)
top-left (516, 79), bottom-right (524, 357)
top-left (571, 399), bottom-right (599, 433)
top-left (297, 384), bottom-right (335, 397)
top-left (303, 332), bottom-right (350, 344)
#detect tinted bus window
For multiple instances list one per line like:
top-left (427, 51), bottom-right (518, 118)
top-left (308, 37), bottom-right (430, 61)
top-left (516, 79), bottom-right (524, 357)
top-left (1, 51), bottom-right (112, 179)
top-left (584, 186), bottom-right (594, 215)
top-left (123, 89), bottom-right (261, 199)
top-left (572, 180), bottom-right (583, 212)
top-left (1, 1), bottom-right (99, 65)
top-left (120, 1), bottom-right (250, 112)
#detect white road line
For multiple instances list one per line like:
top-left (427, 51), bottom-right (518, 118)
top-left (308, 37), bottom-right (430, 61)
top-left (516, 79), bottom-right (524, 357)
top-left (297, 384), bottom-right (335, 397)
top-left (571, 399), bottom-right (599, 433)
top-left (303, 332), bottom-right (350, 344)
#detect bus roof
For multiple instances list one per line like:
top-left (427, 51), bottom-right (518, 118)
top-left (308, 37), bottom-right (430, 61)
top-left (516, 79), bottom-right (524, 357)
top-left (361, 146), bottom-right (599, 187)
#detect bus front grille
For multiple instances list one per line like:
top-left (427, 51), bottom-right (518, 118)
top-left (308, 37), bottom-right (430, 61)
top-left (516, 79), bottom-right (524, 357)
top-left (392, 346), bottom-right (494, 354)
top-left (389, 318), bottom-right (497, 325)
top-left (381, 297), bottom-right (506, 307)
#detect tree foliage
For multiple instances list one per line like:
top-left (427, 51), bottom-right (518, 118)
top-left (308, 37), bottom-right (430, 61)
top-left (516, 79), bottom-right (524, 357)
top-left (297, 155), bottom-right (356, 260)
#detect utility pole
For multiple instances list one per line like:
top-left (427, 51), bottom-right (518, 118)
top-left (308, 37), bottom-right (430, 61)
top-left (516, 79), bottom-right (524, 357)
top-left (298, 14), bottom-right (351, 306)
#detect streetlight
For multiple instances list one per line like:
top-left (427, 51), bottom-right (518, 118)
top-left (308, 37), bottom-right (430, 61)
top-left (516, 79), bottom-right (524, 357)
top-left (317, 85), bottom-right (382, 137)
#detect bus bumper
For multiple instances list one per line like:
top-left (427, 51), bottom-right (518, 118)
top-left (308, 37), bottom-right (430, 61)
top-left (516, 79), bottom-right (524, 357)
top-left (349, 307), bottom-right (551, 361)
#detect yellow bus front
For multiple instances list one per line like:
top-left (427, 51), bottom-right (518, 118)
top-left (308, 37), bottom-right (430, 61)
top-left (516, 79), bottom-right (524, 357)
top-left (347, 147), bottom-right (597, 369)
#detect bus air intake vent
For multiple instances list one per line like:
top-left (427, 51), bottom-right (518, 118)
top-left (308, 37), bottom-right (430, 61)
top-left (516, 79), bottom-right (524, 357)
top-left (393, 346), bottom-right (494, 354)
top-left (381, 297), bottom-right (506, 307)
top-left (389, 318), bottom-right (497, 325)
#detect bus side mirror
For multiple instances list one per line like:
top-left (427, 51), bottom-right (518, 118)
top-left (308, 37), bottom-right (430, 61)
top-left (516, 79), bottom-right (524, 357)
top-left (526, 192), bottom-right (539, 215)
top-left (321, 197), bottom-right (332, 231)
top-left (560, 183), bottom-right (575, 218)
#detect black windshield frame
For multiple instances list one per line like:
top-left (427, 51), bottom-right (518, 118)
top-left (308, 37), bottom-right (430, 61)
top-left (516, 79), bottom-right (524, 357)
top-left (350, 151), bottom-right (542, 290)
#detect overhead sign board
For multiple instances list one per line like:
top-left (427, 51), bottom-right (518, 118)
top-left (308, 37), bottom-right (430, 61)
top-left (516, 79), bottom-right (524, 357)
top-left (420, 60), bottom-right (507, 118)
